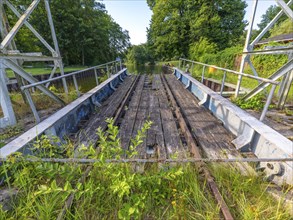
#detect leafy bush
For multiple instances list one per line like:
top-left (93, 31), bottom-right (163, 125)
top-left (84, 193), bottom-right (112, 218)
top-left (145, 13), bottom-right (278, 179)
top-left (0, 119), bottom-right (290, 219)
top-left (231, 94), bottom-right (275, 111)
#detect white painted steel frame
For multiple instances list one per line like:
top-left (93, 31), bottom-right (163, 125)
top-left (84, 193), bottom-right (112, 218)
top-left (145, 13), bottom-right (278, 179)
top-left (0, 68), bottom-right (127, 157)
top-left (0, 0), bottom-right (67, 128)
top-left (235, 0), bottom-right (293, 108)
top-left (174, 68), bottom-right (293, 186)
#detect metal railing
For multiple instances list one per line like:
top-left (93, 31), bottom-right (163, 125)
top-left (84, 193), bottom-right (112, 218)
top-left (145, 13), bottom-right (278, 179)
top-left (178, 58), bottom-right (279, 122)
top-left (21, 60), bottom-right (123, 123)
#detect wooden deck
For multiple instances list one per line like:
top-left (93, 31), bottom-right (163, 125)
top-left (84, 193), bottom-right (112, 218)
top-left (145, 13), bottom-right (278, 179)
top-left (76, 74), bottom-right (252, 169)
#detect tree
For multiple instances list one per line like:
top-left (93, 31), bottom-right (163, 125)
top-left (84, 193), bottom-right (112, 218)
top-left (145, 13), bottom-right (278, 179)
top-left (147, 0), bottom-right (247, 61)
top-left (126, 44), bottom-right (153, 65)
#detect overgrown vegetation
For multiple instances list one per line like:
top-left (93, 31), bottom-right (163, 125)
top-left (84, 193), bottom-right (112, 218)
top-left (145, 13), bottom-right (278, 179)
top-left (0, 119), bottom-right (291, 219)
top-left (231, 94), bottom-right (270, 111)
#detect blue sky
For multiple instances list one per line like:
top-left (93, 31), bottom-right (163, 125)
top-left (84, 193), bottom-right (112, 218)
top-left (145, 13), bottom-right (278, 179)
top-left (102, 0), bottom-right (277, 45)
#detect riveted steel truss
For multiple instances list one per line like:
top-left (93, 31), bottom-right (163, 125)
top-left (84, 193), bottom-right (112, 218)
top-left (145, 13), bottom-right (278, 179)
top-left (0, 0), bottom-right (67, 128)
top-left (235, 0), bottom-right (293, 109)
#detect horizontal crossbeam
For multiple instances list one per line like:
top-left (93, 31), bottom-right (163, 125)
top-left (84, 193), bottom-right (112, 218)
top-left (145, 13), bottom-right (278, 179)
top-left (0, 0), bottom-right (40, 50)
top-left (2, 157), bottom-right (292, 163)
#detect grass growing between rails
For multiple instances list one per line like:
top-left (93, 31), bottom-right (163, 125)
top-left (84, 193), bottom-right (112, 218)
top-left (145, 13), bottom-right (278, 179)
top-left (0, 119), bottom-right (291, 219)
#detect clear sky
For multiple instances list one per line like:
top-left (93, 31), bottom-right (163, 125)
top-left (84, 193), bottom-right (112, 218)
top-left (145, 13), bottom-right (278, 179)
top-left (102, 0), bottom-right (277, 45)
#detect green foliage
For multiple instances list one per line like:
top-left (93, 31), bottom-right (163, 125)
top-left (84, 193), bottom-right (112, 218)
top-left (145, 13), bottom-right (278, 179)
top-left (211, 164), bottom-right (292, 219)
top-left (251, 44), bottom-right (288, 78)
top-left (270, 18), bottom-right (293, 37)
top-left (126, 44), bottom-right (154, 65)
top-left (0, 119), bottom-right (291, 219)
top-left (6, 0), bottom-right (130, 65)
top-left (0, 125), bottom-right (23, 142)
top-left (232, 94), bottom-right (272, 111)
top-left (147, 0), bottom-right (247, 61)
top-left (199, 45), bottom-right (243, 69)
top-left (189, 38), bottom-right (217, 61)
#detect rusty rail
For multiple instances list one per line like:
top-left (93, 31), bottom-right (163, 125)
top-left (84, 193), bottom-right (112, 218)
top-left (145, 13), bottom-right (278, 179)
top-left (57, 75), bottom-right (140, 220)
top-left (161, 74), bottom-right (234, 220)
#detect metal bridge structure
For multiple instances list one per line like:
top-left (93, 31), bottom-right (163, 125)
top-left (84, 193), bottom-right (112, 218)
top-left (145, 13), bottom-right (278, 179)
top-left (236, 0), bottom-right (293, 108)
top-left (0, 0), bottom-right (293, 129)
top-left (0, 0), bottom-right (68, 128)
top-left (0, 0), bottom-right (292, 201)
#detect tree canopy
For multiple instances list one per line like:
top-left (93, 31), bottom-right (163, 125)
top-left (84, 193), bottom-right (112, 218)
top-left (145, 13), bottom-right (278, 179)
top-left (5, 0), bottom-right (130, 65)
top-left (146, 0), bottom-right (247, 61)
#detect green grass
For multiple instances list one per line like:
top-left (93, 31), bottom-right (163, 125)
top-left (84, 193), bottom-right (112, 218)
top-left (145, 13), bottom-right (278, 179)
top-left (6, 66), bottom-right (86, 78)
top-left (0, 120), bottom-right (291, 219)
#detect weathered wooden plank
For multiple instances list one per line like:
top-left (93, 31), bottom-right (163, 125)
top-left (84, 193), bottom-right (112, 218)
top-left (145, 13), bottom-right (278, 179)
top-left (165, 74), bottom-right (254, 174)
top-left (119, 75), bottom-right (145, 152)
top-left (146, 77), bottom-right (166, 159)
top-left (76, 76), bottom-right (135, 146)
top-left (155, 75), bottom-right (185, 158)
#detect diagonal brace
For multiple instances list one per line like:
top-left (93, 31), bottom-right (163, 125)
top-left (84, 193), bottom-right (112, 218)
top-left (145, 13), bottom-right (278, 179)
top-left (3, 59), bottom-right (65, 105)
top-left (0, 0), bottom-right (40, 50)
top-left (4, 0), bottom-right (56, 54)
top-left (275, 0), bottom-right (293, 20)
top-left (251, 0), bottom-right (293, 46)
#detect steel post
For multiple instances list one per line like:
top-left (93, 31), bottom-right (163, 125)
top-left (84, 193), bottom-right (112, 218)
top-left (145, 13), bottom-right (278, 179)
top-left (277, 70), bottom-right (293, 108)
top-left (191, 63), bottom-right (194, 74)
top-left (94, 68), bottom-right (99, 86)
top-left (201, 65), bottom-right (206, 83)
top-left (45, 64), bottom-right (57, 88)
top-left (0, 60), bottom-right (16, 127)
top-left (235, 0), bottom-right (258, 98)
top-left (220, 71), bottom-right (227, 96)
top-left (260, 84), bottom-right (277, 121)
top-left (72, 75), bottom-right (80, 97)
top-left (106, 64), bottom-right (110, 78)
top-left (44, 0), bottom-right (68, 94)
top-left (23, 89), bottom-right (40, 123)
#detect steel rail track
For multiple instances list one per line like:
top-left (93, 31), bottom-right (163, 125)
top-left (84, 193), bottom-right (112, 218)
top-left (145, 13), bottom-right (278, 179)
top-left (4, 157), bottom-right (292, 164)
top-left (57, 75), bottom-right (140, 220)
top-left (161, 74), bottom-right (234, 220)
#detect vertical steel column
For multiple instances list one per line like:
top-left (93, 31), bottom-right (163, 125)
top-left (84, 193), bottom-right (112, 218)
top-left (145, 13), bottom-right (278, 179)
top-left (119, 61), bottom-right (122, 71)
top-left (0, 1), bottom-right (27, 103)
top-left (235, 0), bottom-right (258, 98)
top-left (23, 89), bottom-right (40, 123)
top-left (106, 64), bottom-right (110, 78)
top-left (220, 71), bottom-right (227, 96)
top-left (0, 60), bottom-right (16, 127)
top-left (44, 0), bottom-right (68, 94)
top-left (260, 84), bottom-right (277, 121)
top-left (201, 66), bottom-right (206, 83)
top-left (94, 68), bottom-right (99, 86)
top-left (277, 70), bottom-right (293, 108)
top-left (191, 63), bottom-right (194, 74)
top-left (72, 75), bottom-right (80, 97)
